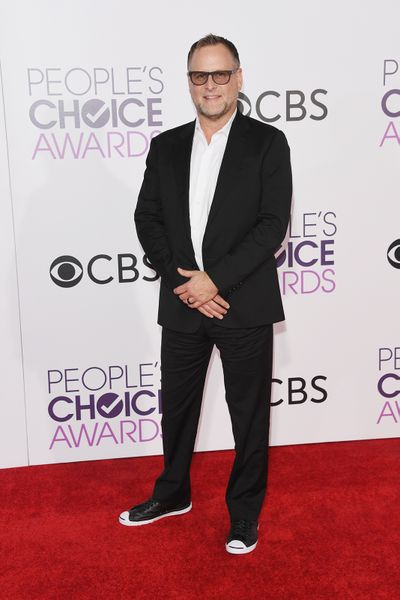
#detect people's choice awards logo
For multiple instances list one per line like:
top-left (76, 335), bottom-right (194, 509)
top-left (238, 89), bottom-right (328, 122)
top-left (377, 347), bottom-right (400, 424)
top-left (28, 66), bottom-right (164, 160)
top-left (387, 239), bottom-right (400, 269)
top-left (276, 211), bottom-right (337, 295)
top-left (380, 60), bottom-right (400, 146)
top-left (47, 362), bottom-right (163, 450)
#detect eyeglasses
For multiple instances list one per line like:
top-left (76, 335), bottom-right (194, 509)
top-left (187, 69), bottom-right (239, 86)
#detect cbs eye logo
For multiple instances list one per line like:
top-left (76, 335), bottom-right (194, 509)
top-left (50, 256), bottom-right (83, 288)
top-left (387, 239), bottom-right (400, 269)
top-left (238, 93), bottom-right (252, 116)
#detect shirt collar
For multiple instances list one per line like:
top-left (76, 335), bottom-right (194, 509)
top-left (195, 108), bottom-right (237, 141)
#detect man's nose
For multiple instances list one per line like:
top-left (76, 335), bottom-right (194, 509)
top-left (205, 75), bottom-right (217, 90)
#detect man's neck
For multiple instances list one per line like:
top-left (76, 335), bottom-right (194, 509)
top-left (197, 108), bottom-right (237, 144)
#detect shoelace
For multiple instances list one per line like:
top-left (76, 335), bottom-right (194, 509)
top-left (131, 498), bottom-right (159, 512)
top-left (142, 499), bottom-right (158, 511)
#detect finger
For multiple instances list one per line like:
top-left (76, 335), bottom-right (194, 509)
top-left (213, 294), bottom-right (230, 309)
top-left (189, 300), bottom-right (204, 309)
top-left (198, 306), bottom-right (214, 318)
top-left (202, 303), bottom-right (224, 319)
top-left (177, 267), bottom-right (195, 277)
top-left (174, 284), bottom-right (188, 295)
top-left (207, 300), bottom-right (227, 315)
top-left (181, 294), bottom-right (200, 306)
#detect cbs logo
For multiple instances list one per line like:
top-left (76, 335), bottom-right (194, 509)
top-left (387, 239), bottom-right (400, 269)
top-left (49, 254), bottom-right (158, 288)
top-left (237, 89), bottom-right (328, 122)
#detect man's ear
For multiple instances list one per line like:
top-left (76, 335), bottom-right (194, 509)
top-left (237, 67), bottom-right (243, 92)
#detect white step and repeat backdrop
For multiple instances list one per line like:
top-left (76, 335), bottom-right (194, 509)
top-left (0, 1), bottom-right (399, 468)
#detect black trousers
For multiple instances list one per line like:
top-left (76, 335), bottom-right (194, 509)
top-left (152, 317), bottom-right (273, 521)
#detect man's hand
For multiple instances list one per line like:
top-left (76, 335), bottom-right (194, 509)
top-left (197, 294), bottom-right (230, 319)
top-left (174, 268), bottom-right (218, 308)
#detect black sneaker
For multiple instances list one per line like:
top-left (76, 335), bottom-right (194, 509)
top-left (119, 497), bottom-right (192, 526)
top-left (225, 519), bottom-right (259, 554)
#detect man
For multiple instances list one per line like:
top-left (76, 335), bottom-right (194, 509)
top-left (119, 34), bottom-right (292, 555)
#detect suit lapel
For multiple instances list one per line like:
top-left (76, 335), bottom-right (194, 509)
top-left (205, 110), bottom-right (250, 231)
top-left (171, 120), bottom-right (197, 263)
top-left (173, 120), bottom-right (195, 204)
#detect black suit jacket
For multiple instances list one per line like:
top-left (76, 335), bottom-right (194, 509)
top-left (134, 109), bottom-right (293, 332)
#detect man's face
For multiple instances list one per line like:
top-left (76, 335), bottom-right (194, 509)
top-left (188, 44), bottom-right (242, 121)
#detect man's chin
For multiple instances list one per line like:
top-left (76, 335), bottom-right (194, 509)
top-left (198, 105), bottom-right (230, 121)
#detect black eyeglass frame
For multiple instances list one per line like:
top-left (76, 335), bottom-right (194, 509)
top-left (187, 69), bottom-right (239, 86)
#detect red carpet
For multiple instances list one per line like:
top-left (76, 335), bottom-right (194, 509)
top-left (1, 438), bottom-right (399, 600)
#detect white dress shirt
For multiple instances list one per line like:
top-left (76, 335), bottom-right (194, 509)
top-left (189, 110), bottom-right (236, 271)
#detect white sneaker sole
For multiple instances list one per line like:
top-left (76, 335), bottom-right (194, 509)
top-left (225, 539), bottom-right (258, 555)
top-left (118, 502), bottom-right (192, 526)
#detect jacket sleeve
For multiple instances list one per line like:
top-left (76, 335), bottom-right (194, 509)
top-left (134, 136), bottom-right (186, 291)
top-left (206, 130), bottom-right (292, 294)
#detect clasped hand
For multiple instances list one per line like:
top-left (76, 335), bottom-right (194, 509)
top-left (173, 267), bottom-right (229, 319)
